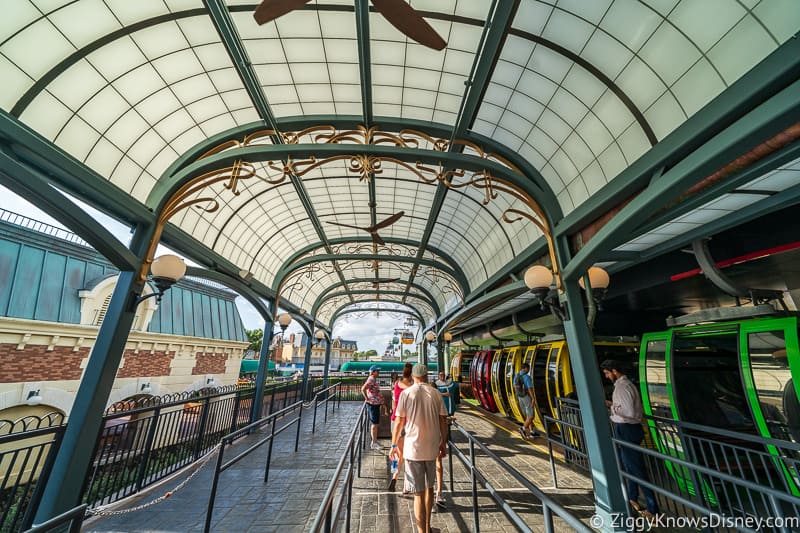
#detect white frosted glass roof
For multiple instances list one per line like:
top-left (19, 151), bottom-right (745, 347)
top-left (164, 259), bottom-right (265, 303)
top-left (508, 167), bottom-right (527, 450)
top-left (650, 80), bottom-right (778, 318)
top-left (3, 0), bottom-right (797, 328)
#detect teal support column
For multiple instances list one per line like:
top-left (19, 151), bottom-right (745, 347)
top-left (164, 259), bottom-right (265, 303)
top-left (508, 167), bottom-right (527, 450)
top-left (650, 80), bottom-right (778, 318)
top-left (436, 339), bottom-right (445, 372)
top-left (322, 336), bottom-right (332, 388)
top-left (301, 339), bottom-right (313, 401)
top-left (250, 315), bottom-right (275, 423)
top-left (422, 341), bottom-right (428, 361)
top-left (556, 242), bottom-right (627, 531)
top-left (34, 228), bottom-right (154, 524)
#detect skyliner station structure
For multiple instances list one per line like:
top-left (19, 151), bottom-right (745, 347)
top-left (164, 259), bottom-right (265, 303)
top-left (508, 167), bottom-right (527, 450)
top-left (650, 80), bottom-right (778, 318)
top-left (2, 1), bottom-right (800, 531)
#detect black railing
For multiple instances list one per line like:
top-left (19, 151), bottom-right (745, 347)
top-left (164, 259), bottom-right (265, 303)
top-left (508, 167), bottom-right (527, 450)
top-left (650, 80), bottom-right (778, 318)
top-left (22, 504), bottom-right (87, 533)
top-left (309, 404), bottom-right (368, 533)
top-left (0, 415), bottom-right (65, 533)
top-left (203, 400), bottom-right (305, 533)
top-left (448, 420), bottom-right (594, 533)
top-left (2, 380), bottom-right (310, 530)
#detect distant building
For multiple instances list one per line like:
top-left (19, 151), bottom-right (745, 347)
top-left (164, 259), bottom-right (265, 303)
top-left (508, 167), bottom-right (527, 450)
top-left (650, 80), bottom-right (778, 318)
top-left (293, 332), bottom-right (357, 369)
top-left (0, 210), bottom-right (249, 419)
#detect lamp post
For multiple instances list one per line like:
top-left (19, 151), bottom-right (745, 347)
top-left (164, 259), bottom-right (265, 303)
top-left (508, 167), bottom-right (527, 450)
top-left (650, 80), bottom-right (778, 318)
top-left (35, 254), bottom-right (184, 525)
top-left (424, 330), bottom-right (435, 365)
top-left (443, 332), bottom-right (453, 375)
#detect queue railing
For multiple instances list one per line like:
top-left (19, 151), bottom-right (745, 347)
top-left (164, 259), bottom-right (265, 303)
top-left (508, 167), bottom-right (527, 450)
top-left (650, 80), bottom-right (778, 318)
top-left (309, 404), bottom-right (368, 533)
top-left (448, 420), bottom-right (593, 533)
top-left (21, 504), bottom-right (87, 533)
top-left (203, 400), bottom-right (305, 533)
top-left (311, 383), bottom-right (343, 434)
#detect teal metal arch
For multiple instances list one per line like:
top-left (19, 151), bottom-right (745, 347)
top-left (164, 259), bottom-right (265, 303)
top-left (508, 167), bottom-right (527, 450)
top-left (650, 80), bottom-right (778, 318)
top-left (282, 237), bottom-right (461, 274)
top-left (330, 301), bottom-right (426, 330)
top-left (161, 119), bottom-right (561, 220)
top-left (272, 253), bottom-right (469, 298)
top-left (314, 289), bottom-right (439, 319)
top-left (312, 278), bottom-right (441, 316)
top-left (332, 307), bottom-right (423, 329)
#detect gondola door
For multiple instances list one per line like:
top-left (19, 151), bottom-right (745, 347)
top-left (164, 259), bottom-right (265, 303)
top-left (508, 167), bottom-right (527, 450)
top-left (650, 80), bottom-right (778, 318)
top-left (530, 344), bottom-right (553, 434)
top-left (740, 317), bottom-right (800, 494)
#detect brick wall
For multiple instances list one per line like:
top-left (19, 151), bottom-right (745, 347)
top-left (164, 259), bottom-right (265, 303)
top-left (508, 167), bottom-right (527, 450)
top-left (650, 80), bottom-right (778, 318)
top-left (0, 343), bottom-right (89, 382)
top-left (117, 349), bottom-right (175, 378)
top-left (192, 352), bottom-right (229, 375)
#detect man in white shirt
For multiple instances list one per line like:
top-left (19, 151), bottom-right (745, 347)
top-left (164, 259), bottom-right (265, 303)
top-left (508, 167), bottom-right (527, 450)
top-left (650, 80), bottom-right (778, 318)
top-left (390, 364), bottom-right (448, 533)
top-left (601, 359), bottom-right (660, 520)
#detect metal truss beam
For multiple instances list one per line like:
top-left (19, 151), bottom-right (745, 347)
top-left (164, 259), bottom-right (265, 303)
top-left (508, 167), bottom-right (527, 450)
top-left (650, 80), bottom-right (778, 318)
top-left (315, 289), bottom-right (440, 318)
top-left (313, 278), bottom-right (440, 315)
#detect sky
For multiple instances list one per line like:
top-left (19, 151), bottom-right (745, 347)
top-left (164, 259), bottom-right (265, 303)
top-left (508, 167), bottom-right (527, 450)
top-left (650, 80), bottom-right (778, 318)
top-left (1, 184), bottom-right (417, 354)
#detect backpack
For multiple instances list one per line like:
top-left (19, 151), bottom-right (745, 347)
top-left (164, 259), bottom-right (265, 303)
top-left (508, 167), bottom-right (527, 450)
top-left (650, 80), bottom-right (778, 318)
top-left (514, 373), bottom-right (528, 397)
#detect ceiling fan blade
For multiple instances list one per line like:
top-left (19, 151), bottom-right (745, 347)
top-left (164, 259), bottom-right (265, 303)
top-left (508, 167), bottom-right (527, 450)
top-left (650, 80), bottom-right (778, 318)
top-left (371, 211), bottom-right (404, 231)
top-left (370, 0), bottom-right (447, 50)
top-left (372, 232), bottom-right (386, 246)
top-left (327, 220), bottom-right (369, 232)
top-left (253, 0), bottom-right (313, 25)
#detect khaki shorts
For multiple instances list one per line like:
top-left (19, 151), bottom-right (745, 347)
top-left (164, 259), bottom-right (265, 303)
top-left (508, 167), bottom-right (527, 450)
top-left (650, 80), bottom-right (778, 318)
top-left (403, 459), bottom-right (436, 494)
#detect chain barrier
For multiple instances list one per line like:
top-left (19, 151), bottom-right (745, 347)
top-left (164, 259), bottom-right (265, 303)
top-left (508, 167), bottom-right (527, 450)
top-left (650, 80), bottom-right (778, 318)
top-left (87, 442), bottom-right (222, 517)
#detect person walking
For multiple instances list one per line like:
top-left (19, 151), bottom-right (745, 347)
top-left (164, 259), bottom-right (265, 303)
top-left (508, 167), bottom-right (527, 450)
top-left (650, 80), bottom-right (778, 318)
top-left (601, 359), bottom-right (660, 520)
top-left (390, 364), bottom-right (448, 533)
top-left (389, 362), bottom-right (414, 491)
top-left (361, 365), bottom-right (384, 450)
top-left (433, 370), bottom-right (454, 506)
top-left (514, 362), bottom-right (539, 440)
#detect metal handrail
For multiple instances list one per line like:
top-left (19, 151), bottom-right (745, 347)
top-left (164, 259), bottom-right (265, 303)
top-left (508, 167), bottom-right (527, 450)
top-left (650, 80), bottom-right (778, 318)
top-left (449, 420), bottom-right (594, 533)
top-left (309, 404), bottom-right (368, 532)
top-left (22, 504), bottom-right (87, 533)
top-left (203, 400), bottom-right (306, 533)
top-left (312, 382), bottom-right (342, 434)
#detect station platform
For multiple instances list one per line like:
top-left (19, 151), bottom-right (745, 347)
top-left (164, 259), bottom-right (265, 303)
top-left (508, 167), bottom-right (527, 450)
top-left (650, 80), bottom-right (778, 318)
top-left (83, 401), bottom-right (599, 533)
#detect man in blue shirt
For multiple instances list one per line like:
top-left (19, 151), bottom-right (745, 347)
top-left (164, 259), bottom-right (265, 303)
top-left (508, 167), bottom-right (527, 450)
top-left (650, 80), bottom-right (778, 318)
top-left (515, 363), bottom-right (538, 440)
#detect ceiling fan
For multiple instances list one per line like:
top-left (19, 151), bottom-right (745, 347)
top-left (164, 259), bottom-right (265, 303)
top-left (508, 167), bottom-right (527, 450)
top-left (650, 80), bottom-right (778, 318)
top-left (371, 277), bottom-right (401, 288)
top-left (253, 0), bottom-right (447, 50)
top-left (327, 211), bottom-right (404, 246)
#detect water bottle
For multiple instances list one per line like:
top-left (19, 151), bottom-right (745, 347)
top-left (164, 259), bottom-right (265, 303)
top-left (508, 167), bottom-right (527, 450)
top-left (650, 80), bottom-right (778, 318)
top-left (390, 458), bottom-right (399, 475)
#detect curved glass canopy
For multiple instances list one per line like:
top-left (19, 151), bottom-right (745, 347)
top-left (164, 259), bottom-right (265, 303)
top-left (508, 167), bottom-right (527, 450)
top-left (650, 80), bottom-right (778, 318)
top-left (2, 0), bottom-right (798, 330)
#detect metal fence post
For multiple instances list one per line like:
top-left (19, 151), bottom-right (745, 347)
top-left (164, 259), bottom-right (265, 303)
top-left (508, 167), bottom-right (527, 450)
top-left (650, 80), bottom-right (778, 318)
top-left (194, 397), bottom-right (212, 461)
top-left (203, 439), bottom-right (227, 533)
top-left (134, 407), bottom-right (162, 491)
top-left (229, 390), bottom-right (242, 434)
top-left (312, 395), bottom-right (319, 434)
top-left (470, 439), bottom-right (479, 533)
top-left (448, 421), bottom-right (454, 493)
top-left (264, 417), bottom-right (277, 484)
top-left (295, 402), bottom-right (303, 452)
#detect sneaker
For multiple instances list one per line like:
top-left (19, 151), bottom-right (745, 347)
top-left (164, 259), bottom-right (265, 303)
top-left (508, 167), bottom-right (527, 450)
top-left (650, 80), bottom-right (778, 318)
top-left (518, 427), bottom-right (528, 440)
top-left (435, 494), bottom-right (446, 509)
top-left (387, 478), bottom-right (396, 492)
top-left (370, 442), bottom-right (381, 450)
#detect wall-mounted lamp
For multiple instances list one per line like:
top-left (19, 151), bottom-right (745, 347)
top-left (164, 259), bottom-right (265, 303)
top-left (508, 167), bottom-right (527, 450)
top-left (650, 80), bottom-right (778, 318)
top-left (524, 264), bottom-right (610, 324)
top-left (140, 382), bottom-right (152, 394)
top-left (135, 255), bottom-right (186, 307)
top-left (26, 389), bottom-right (43, 406)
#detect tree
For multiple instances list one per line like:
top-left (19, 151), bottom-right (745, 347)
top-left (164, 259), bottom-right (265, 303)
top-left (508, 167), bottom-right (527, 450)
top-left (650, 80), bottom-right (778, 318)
top-left (365, 349), bottom-right (378, 357)
top-left (245, 328), bottom-right (263, 354)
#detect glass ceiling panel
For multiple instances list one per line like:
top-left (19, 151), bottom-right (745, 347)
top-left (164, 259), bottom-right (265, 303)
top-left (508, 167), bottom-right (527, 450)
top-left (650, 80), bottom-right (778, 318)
top-left (370, 0), bottom-right (491, 124)
top-left (230, 7), bottom-right (362, 117)
top-left (3, 6), bottom-right (259, 202)
top-left (486, 0), bottom-right (799, 215)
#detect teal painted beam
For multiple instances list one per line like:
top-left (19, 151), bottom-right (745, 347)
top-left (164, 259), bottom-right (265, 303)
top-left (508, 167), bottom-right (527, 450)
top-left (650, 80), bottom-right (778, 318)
top-left (315, 289), bottom-right (439, 317)
top-left (251, 315), bottom-right (274, 423)
top-left (330, 303), bottom-right (425, 329)
top-left (563, 77), bottom-right (800, 282)
top-left (0, 147), bottom-right (139, 271)
top-left (204, 0), bottom-right (278, 129)
top-left (440, 279), bottom-right (526, 332)
top-left (355, 0), bottom-right (373, 126)
top-left (274, 253), bottom-right (468, 297)
top-left (555, 36), bottom-right (800, 239)
top-left (34, 225), bottom-right (154, 523)
top-left (554, 233), bottom-right (628, 523)
top-left (281, 237), bottom-right (461, 272)
top-left (313, 278), bottom-right (440, 315)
